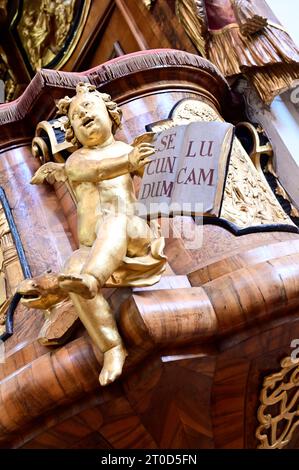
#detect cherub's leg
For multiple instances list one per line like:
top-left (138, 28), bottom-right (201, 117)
top-left (60, 219), bottom-right (128, 385)
top-left (69, 292), bottom-right (127, 386)
top-left (59, 214), bottom-right (128, 298)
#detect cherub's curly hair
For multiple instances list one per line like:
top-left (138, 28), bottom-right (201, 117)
top-left (56, 82), bottom-right (122, 145)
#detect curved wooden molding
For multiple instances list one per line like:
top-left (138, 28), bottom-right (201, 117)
top-left (120, 251), bottom-right (299, 347)
top-left (188, 239), bottom-right (299, 284)
top-left (0, 337), bottom-right (101, 441)
top-left (0, 49), bottom-right (230, 151)
top-left (1, 248), bottom-right (299, 443)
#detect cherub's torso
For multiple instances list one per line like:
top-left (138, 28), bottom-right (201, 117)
top-left (65, 140), bottom-right (136, 246)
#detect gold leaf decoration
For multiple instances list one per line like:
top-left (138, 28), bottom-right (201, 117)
top-left (256, 357), bottom-right (299, 449)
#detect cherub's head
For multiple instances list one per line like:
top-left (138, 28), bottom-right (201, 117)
top-left (57, 82), bottom-right (122, 147)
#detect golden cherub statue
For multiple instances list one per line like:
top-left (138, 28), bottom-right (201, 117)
top-left (31, 82), bottom-right (166, 386)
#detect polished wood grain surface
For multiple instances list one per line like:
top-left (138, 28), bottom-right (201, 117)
top-left (0, 146), bottom-right (75, 352)
top-left (0, 50), bottom-right (299, 449)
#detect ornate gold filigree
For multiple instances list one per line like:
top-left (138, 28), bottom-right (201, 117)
top-left (256, 357), bottom-right (299, 449)
top-left (171, 99), bottom-right (292, 229)
top-left (236, 121), bottom-right (299, 222)
top-left (222, 138), bottom-right (290, 228)
top-left (0, 201), bottom-right (24, 336)
top-left (17, 0), bottom-right (90, 71)
top-left (172, 98), bottom-right (219, 123)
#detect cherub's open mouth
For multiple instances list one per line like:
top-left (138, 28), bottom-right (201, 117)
top-left (82, 116), bottom-right (94, 128)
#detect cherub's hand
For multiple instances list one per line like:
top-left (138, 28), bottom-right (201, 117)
top-left (128, 143), bottom-right (155, 171)
top-left (31, 162), bottom-right (66, 185)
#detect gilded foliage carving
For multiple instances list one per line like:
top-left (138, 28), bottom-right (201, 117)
top-left (256, 357), bottom-right (299, 449)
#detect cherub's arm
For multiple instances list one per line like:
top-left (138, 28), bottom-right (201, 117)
top-left (66, 143), bottom-right (155, 183)
top-left (129, 132), bottom-right (156, 178)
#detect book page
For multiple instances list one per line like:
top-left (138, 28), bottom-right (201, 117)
top-left (138, 121), bottom-right (234, 218)
top-left (138, 125), bottom-right (185, 213)
top-left (173, 121), bottom-right (234, 216)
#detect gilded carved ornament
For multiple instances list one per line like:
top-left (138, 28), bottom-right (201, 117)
top-left (256, 357), bottom-right (299, 449)
top-left (32, 96), bottom-right (293, 232)
top-left (0, 48), bottom-right (16, 102)
top-left (25, 85), bottom-right (296, 385)
top-left (176, 0), bottom-right (299, 104)
top-left (17, 271), bottom-right (79, 347)
top-left (17, 0), bottom-right (91, 71)
top-left (235, 121), bottom-right (299, 222)
top-left (167, 99), bottom-right (291, 229)
top-left (29, 83), bottom-right (167, 386)
top-left (0, 200), bottom-right (25, 338)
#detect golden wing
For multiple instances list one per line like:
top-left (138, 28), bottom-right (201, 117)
top-left (31, 162), bottom-right (67, 185)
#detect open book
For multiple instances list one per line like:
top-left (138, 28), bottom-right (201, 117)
top-left (138, 121), bottom-right (234, 218)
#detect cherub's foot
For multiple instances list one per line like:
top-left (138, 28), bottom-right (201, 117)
top-left (99, 344), bottom-right (128, 386)
top-left (58, 273), bottom-right (98, 299)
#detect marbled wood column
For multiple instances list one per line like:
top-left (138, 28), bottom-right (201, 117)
top-left (0, 145), bottom-right (76, 350)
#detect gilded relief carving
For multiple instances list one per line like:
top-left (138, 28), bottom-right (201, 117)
top-left (18, 0), bottom-right (75, 70)
top-left (256, 357), bottom-right (299, 449)
top-left (170, 99), bottom-right (292, 229)
top-left (0, 49), bottom-right (16, 102)
top-left (17, 0), bottom-right (90, 71)
top-left (222, 138), bottom-right (290, 228)
top-left (0, 198), bottom-right (25, 338)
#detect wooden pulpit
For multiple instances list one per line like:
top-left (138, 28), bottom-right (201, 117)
top-left (0, 50), bottom-right (299, 450)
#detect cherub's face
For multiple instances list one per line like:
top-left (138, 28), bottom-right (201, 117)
top-left (69, 92), bottom-right (113, 147)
